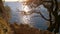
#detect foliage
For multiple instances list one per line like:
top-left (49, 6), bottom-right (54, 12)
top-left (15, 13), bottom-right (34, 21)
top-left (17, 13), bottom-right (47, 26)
top-left (4, 5), bottom-right (11, 20)
top-left (10, 24), bottom-right (54, 34)
top-left (0, 17), bottom-right (11, 34)
top-left (23, 0), bottom-right (60, 33)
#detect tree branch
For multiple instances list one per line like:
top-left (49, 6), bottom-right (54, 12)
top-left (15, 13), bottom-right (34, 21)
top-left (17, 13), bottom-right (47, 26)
top-left (51, 0), bottom-right (58, 17)
top-left (29, 10), bottom-right (50, 21)
top-left (35, 11), bottom-right (50, 21)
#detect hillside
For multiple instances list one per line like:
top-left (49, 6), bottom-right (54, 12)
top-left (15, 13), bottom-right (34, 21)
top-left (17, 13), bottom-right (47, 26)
top-left (10, 23), bottom-right (54, 34)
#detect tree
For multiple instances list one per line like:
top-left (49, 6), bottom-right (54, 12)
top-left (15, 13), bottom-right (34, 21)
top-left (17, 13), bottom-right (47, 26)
top-left (0, 0), bottom-right (11, 34)
top-left (23, 0), bottom-right (59, 34)
top-left (4, 5), bottom-right (11, 21)
top-left (0, 0), bottom-right (11, 21)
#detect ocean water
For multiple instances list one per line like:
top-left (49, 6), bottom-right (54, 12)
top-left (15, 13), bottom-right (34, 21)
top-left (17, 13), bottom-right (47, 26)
top-left (4, 2), bottom-right (60, 34)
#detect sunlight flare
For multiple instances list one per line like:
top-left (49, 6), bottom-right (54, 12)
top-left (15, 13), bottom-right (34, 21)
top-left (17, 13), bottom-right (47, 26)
top-left (18, 0), bottom-right (31, 24)
top-left (21, 5), bottom-right (31, 24)
top-left (23, 5), bottom-right (30, 12)
top-left (22, 5), bottom-right (31, 24)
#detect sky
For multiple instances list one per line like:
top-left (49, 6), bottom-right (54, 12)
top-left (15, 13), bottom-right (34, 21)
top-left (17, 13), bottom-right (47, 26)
top-left (4, 0), bottom-right (28, 2)
top-left (4, 0), bottom-right (60, 2)
top-left (5, 0), bottom-right (17, 1)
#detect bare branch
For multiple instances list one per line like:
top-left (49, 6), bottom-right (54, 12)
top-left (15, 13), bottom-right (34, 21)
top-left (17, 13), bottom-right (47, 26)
top-left (28, 10), bottom-right (50, 21)
top-left (34, 11), bottom-right (50, 21)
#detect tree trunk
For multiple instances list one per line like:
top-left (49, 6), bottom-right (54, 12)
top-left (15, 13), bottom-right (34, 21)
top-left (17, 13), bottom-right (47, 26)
top-left (0, 0), bottom-right (8, 21)
top-left (0, 0), bottom-right (11, 34)
top-left (47, 0), bottom-right (59, 33)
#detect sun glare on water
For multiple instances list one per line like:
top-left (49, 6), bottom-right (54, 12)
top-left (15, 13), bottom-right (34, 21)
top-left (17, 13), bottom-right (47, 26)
top-left (21, 1), bottom-right (31, 24)
top-left (22, 5), bottom-right (31, 24)
top-left (22, 15), bottom-right (31, 24)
